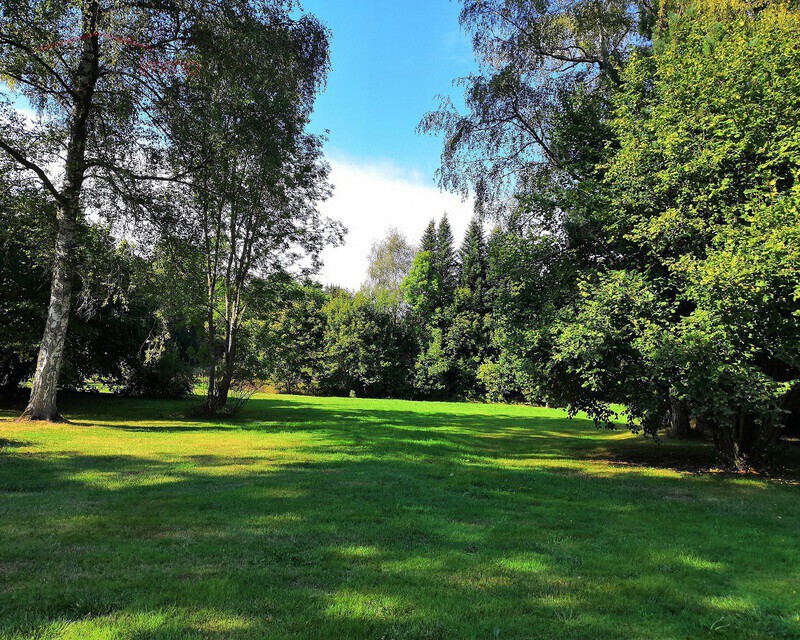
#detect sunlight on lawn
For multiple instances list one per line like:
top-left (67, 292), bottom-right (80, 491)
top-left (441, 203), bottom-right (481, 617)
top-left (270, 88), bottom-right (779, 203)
top-left (0, 392), bottom-right (798, 640)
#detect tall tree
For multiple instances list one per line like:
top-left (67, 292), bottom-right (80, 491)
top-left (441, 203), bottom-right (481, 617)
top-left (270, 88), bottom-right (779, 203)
top-left (403, 216), bottom-right (461, 398)
top-left (402, 250), bottom-right (440, 322)
top-left (458, 219), bottom-right (487, 297)
top-left (161, 4), bottom-right (341, 414)
top-left (447, 219), bottom-right (491, 396)
top-left (419, 220), bottom-right (438, 264)
top-left (0, 0), bottom-right (218, 419)
top-left (403, 216), bottom-right (458, 322)
top-left (435, 215), bottom-right (457, 308)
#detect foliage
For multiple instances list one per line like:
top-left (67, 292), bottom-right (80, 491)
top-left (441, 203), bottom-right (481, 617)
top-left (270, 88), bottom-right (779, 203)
top-left (364, 227), bottom-right (416, 316)
top-left (401, 251), bottom-right (439, 321)
top-left (118, 343), bottom-right (195, 399)
top-left (552, 0), bottom-right (800, 468)
top-left (258, 281), bottom-right (327, 394)
top-left (0, 181), bottom-right (54, 389)
top-left (0, 177), bottom-right (197, 397)
top-left (445, 219), bottom-right (493, 398)
top-left (419, 0), bottom-right (650, 219)
top-left (320, 291), bottom-right (412, 398)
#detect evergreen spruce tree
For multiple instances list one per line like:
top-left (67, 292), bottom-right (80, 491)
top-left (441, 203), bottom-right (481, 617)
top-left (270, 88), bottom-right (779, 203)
top-left (436, 215), bottom-right (458, 309)
top-left (475, 225), bottom-right (506, 401)
top-left (484, 226), bottom-right (503, 309)
top-left (458, 219), bottom-right (487, 302)
top-left (403, 216), bottom-right (457, 398)
top-left (446, 219), bottom-right (492, 397)
top-left (420, 220), bottom-right (438, 267)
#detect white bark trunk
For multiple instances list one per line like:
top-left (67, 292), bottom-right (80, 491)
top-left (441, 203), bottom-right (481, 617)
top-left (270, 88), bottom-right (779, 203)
top-left (21, 5), bottom-right (99, 420)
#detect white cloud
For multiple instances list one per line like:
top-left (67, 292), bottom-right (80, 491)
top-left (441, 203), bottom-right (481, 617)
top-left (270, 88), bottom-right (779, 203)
top-left (316, 154), bottom-right (474, 291)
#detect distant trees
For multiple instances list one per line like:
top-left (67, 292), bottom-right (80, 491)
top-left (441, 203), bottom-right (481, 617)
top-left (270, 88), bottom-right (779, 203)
top-left (404, 217), bottom-right (457, 397)
top-left (239, 218), bottom-right (497, 402)
top-left (403, 251), bottom-right (439, 321)
top-left (318, 290), bottom-right (412, 398)
top-left (449, 220), bottom-right (493, 398)
top-left (259, 281), bottom-right (327, 395)
top-left (364, 228), bottom-right (415, 316)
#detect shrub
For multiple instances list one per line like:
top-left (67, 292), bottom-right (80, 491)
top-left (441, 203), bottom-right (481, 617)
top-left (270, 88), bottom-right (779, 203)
top-left (119, 345), bottom-right (195, 399)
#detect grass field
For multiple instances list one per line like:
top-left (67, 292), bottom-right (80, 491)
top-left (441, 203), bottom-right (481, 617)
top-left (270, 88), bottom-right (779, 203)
top-left (0, 393), bottom-right (798, 640)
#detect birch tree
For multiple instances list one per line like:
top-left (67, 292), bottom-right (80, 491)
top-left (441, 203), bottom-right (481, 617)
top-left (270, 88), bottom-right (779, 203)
top-left (0, 0), bottom-right (217, 419)
top-left (160, 6), bottom-right (342, 414)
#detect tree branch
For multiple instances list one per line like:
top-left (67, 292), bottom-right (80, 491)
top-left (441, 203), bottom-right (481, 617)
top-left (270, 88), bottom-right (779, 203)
top-left (0, 139), bottom-right (62, 202)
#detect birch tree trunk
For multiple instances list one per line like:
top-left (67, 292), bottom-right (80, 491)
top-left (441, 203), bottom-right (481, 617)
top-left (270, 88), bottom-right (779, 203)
top-left (215, 321), bottom-right (240, 409)
top-left (203, 297), bottom-right (218, 415)
top-left (22, 200), bottom-right (78, 420)
top-left (22, 9), bottom-right (99, 420)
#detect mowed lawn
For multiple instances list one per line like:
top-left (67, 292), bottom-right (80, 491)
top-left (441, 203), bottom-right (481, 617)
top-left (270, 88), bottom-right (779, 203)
top-left (0, 394), bottom-right (798, 640)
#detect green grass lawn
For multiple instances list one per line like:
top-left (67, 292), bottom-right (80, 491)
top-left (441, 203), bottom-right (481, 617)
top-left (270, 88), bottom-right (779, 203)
top-left (0, 393), bottom-right (798, 640)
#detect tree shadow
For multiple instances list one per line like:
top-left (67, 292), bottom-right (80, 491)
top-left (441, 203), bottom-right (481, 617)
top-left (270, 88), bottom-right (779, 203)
top-left (1, 436), bottom-right (798, 639)
top-left (0, 437), bottom-right (30, 449)
top-left (13, 392), bottom-right (797, 479)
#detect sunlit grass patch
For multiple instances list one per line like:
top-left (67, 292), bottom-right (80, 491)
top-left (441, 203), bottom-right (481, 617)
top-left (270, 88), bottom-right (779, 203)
top-left (0, 392), bottom-right (797, 639)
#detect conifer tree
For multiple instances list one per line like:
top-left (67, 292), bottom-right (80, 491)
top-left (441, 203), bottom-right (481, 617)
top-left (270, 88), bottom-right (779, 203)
top-left (447, 219), bottom-right (491, 397)
top-left (436, 215), bottom-right (457, 309)
top-left (420, 220), bottom-right (438, 265)
top-left (458, 219), bottom-right (487, 303)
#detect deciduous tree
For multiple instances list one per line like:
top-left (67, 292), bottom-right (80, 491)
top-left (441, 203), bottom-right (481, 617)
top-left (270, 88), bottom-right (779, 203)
top-left (0, 0), bottom-right (219, 419)
top-left (159, 4), bottom-right (341, 414)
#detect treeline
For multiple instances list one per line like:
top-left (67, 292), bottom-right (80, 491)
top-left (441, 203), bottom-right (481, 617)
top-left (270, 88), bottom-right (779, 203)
top-left (0, 214), bottom-right (492, 403)
top-left (256, 219), bottom-right (553, 404)
top-left (414, 0), bottom-right (800, 470)
top-left (262, 219), bottom-right (496, 401)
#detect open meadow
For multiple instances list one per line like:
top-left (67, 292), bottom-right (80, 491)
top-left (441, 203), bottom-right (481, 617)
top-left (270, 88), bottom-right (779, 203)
top-left (1, 393), bottom-right (797, 640)
top-left (3, 1), bottom-right (800, 638)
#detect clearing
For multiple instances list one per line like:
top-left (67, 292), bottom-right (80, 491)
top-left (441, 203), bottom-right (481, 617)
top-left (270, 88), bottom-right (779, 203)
top-left (0, 393), bottom-right (798, 639)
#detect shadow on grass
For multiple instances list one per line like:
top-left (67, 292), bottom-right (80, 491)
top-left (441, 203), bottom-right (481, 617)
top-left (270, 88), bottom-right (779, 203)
top-left (0, 438), bottom-right (31, 449)
top-left (59, 394), bottom-right (737, 475)
top-left (3, 391), bottom-right (799, 478)
top-left (1, 422), bottom-right (798, 638)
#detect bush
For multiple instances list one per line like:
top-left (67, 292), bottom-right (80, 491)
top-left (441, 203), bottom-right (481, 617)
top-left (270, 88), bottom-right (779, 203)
top-left (118, 345), bottom-right (195, 399)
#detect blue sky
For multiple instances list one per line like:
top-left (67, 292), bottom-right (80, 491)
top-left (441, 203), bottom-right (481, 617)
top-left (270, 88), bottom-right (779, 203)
top-left (303, 0), bottom-right (475, 177)
top-left (300, 0), bottom-right (478, 288)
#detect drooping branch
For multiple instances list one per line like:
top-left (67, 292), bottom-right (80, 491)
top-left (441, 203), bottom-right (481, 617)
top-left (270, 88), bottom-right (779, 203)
top-left (0, 138), bottom-right (62, 202)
